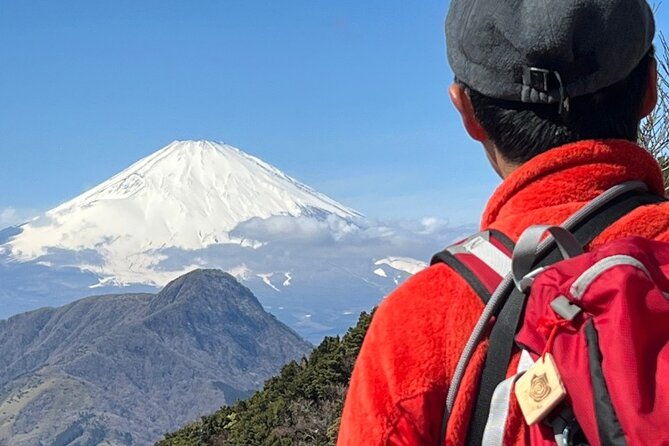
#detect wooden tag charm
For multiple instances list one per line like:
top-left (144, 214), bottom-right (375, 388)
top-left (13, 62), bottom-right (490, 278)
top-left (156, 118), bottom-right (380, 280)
top-left (514, 353), bottom-right (567, 425)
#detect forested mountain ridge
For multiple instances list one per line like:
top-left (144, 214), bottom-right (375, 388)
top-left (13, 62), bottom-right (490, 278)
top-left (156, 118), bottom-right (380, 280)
top-left (158, 310), bottom-right (373, 446)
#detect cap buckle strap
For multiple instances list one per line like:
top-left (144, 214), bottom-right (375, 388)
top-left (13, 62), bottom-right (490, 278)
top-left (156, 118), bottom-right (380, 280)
top-left (521, 67), bottom-right (570, 119)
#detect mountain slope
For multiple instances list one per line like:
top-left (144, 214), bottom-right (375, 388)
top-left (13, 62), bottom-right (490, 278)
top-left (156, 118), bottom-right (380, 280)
top-left (158, 310), bottom-right (373, 446)
top-left (0, 269), bottom-right (312, 445)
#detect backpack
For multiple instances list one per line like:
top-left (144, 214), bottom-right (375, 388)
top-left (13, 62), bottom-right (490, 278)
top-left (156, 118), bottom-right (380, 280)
top-left (431, 181), bottom-right (669, 445)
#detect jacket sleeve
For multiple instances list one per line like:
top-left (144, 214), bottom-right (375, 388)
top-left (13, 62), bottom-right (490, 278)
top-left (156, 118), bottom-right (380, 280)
top-left (336, 264), bottom-right (485, 445)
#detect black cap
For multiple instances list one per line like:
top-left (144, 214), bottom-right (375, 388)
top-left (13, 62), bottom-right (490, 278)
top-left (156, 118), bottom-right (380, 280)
top-left (446, 0), bottom-right (655, 108)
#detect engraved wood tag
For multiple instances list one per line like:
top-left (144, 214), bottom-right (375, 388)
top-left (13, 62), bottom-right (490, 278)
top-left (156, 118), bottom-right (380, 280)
top-left (514, 353), bottom-right (567, 425)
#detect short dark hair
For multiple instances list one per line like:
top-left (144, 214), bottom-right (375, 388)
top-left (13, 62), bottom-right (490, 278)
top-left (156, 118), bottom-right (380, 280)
top-left (465, 48), bottom-right (655, 164)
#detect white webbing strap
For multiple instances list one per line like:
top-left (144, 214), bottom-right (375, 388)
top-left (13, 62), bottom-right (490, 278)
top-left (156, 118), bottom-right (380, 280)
top-left (462, 236), bottom-right (512, 277)
top-left (481, 350), bottom-right (535, 445)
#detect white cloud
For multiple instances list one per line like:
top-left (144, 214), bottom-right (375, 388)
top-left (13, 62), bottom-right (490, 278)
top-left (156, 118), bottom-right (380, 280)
top-left (0, 211), bottom-right (477, 341)
top-left (2, 210), bottom-right (476, 300)
top-left (148, 216), bottom-right (476, 289)
top-left (232, 214), bottom-right (360, 245)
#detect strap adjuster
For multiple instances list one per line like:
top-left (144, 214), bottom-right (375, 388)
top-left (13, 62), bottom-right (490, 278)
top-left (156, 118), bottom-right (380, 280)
top-left (521, 67), bottom-right (570, 118)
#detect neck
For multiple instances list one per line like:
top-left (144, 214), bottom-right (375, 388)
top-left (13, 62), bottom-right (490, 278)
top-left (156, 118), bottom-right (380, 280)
top-left (485, 144), bottom-right (518, 179)
top-left (497, 159), bottom-right (518, 179)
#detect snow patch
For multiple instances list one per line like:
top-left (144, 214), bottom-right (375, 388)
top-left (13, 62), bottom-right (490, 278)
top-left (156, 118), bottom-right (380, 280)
top-left (374, 257), bottom-right (427, 275)
top-left (257, 273), bottom-right (280, 292)
top-left (373, 268), bottom-right (387, 278)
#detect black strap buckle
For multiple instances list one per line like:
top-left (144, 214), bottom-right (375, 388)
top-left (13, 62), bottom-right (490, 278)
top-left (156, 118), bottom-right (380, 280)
top-left (547, 405), bottom-right (588, 446)
top-left (521, 67), bottom-right (570, 118)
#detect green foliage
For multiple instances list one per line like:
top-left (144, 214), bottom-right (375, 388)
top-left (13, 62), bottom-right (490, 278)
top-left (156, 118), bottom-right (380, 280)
top-left (157, 311), bottom-right (373, 446)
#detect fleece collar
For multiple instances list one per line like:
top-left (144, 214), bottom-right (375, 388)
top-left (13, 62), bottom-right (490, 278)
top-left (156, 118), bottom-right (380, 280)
top-left (481, 139), bottom-right (665, 230)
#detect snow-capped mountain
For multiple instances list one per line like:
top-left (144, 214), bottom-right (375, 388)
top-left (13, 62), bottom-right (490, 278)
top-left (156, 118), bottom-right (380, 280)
top-left (0, 140), bottom-right (469, 341)
top-left (4, 140), bottom-right (362, 285)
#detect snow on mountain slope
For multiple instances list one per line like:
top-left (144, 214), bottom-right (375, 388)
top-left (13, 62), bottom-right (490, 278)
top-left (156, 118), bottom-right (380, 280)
top-left (4, 140), bottom-right (362, 284)
top-left (372, 257), bottom-right (427, 285)
top-left (374, 257), bottom-right (427, 275)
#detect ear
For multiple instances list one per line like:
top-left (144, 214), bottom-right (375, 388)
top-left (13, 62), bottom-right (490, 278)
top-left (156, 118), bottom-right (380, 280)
top-left (449, 83), bottom-right (488, 142)
top-left (640, 57), bottom-right (658, 118)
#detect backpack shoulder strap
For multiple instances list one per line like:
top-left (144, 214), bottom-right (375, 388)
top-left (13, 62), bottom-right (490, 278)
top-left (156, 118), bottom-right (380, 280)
top-left (431, 229), bottom-right (515, 304)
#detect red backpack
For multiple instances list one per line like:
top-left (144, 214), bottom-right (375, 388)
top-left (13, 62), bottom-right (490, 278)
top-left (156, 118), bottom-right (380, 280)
top-left (432, 181), bottom-right (669, 445)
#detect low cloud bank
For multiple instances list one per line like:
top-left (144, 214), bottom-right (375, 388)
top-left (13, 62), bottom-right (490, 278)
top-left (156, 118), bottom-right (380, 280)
top-left (148, 214), bottom-right (475, 290)
top-left (0, 214), bottom-right (476, 339)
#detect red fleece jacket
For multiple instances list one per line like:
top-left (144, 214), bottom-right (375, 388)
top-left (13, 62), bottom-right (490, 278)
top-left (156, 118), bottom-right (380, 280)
top-left (337, 140), bottom-right (669, 446)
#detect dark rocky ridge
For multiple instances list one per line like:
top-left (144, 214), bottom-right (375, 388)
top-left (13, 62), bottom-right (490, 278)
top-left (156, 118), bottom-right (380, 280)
top-left (0, 269), bottom-right (312, 445)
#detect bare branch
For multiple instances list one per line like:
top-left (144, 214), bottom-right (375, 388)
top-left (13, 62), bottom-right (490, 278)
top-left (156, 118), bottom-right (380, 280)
top-left (639, 33), bottom-right (669, 192)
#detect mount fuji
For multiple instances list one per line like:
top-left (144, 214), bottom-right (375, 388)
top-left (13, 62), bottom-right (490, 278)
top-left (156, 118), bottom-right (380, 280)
top-left (4, 140), bottom-right (361, 284)
top-left (0, 140), bottom-right (467, 341)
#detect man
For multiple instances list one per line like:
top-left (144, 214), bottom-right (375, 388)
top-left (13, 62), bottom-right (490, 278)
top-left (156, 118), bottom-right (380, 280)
top-left (337, 0), bottom-right (667, 444)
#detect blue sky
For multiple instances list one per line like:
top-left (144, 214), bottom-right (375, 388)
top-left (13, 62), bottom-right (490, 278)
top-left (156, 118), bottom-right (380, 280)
top-left (1, 1), bottom-right (667, 227)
